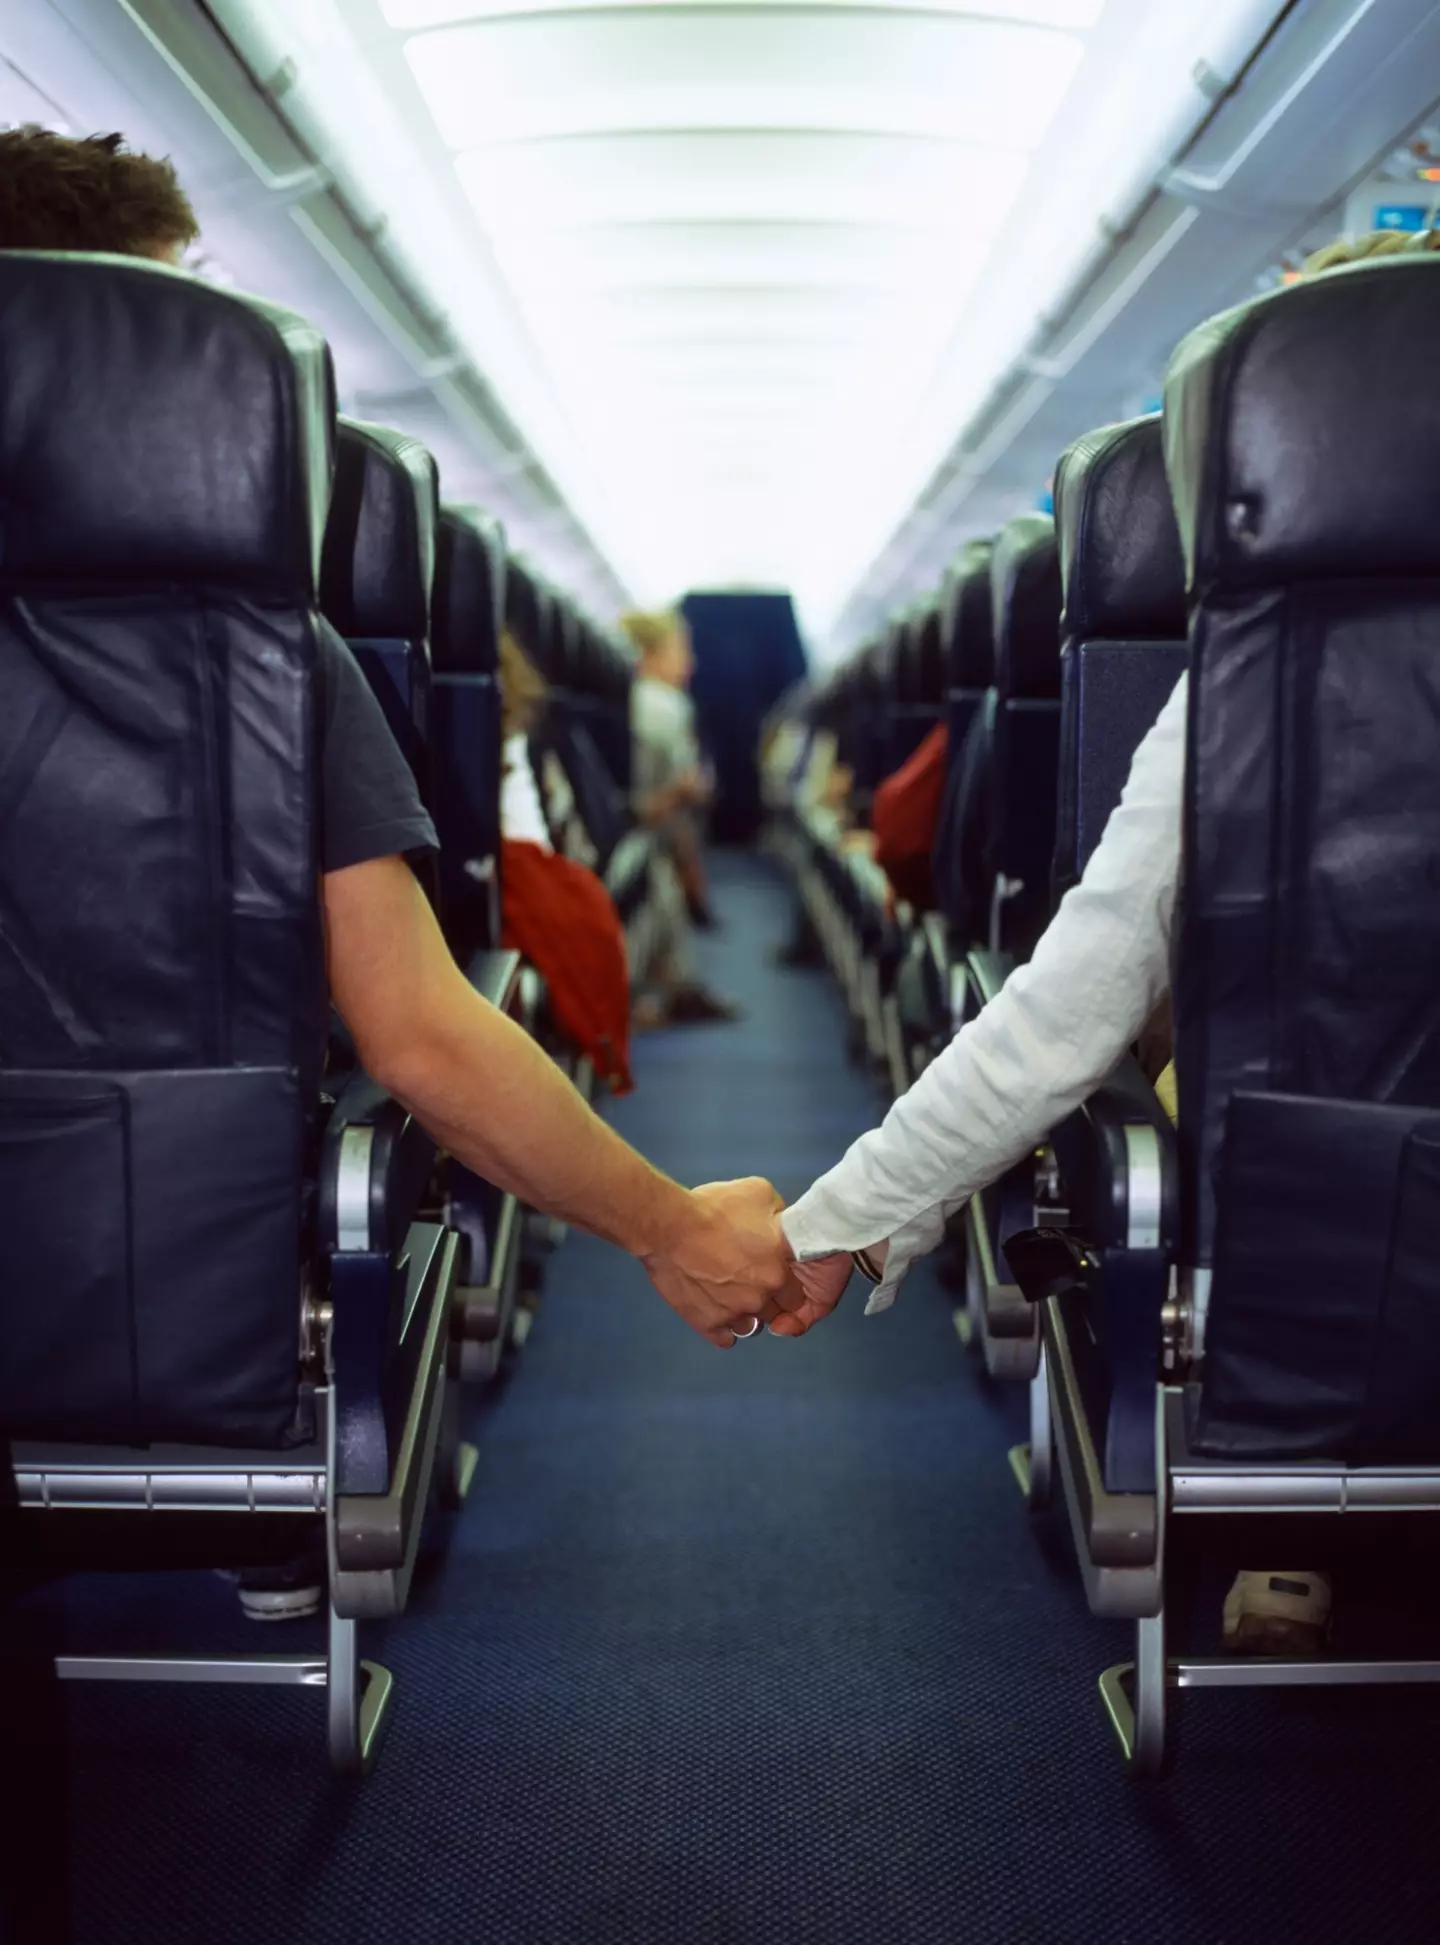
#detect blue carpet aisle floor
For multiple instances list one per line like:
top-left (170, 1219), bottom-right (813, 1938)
top-left (6, 854), bottom-right (1440, 1944)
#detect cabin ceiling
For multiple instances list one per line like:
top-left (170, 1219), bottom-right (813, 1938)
top-left (204, 0), bottom-right (1285, 636)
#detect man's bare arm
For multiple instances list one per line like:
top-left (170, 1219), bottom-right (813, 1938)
top-left (322, 855), bottom-right (790, 1344)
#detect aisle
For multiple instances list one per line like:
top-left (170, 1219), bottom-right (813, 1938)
top-left (13, 856), bottom-right (1440, 1944)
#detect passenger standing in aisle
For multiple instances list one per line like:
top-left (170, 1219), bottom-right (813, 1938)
top-left (622, 608), bottom-right (743, 1026)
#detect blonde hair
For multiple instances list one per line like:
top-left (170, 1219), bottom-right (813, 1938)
top-left (1301, 226), bottom-right (1440, 275)
top-left (620, 609), bottom-right (684, 663)
top-left (498, 627), bottom-right (547, 742)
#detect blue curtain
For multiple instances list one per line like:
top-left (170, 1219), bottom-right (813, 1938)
top-left (681, 591), bottom-right (808, 842)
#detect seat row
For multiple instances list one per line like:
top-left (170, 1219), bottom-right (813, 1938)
top-left (769, 250), bottom-right (1440, 1773)
top-left (0, 251), bottom-right (652, 1772)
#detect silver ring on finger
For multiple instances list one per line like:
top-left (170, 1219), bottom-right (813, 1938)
top-left (731, 1316), bottom-right (761, 1341)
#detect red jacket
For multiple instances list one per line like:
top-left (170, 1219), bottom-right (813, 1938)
top-left (871, 723), bottom-right (948, 911)
top-left (500, 839), bottom-right (635, 1095)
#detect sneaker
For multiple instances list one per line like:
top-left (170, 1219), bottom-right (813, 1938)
top-left (1222, 1569), bottom-right (1332, 1656)
top-left (664, 983), bottom-right (744, 1025)
top-left (217, 1552), bottom-right (326, 1623)
top-left (236, 1583), bottom-right (324, 1622)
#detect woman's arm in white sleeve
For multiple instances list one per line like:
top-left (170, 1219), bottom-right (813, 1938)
top-left (780, 671), bottom-right (1188, 1301)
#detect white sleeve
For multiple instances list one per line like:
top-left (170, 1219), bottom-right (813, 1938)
top-left (499, 734), bottom-right (552, 850)
top-left (781, 671), bottom-right (1188, 1312)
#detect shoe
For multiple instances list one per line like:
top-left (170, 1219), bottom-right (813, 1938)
top-left (236, 1584), bottom-right (324, 1622)
top-left (218, 1553), bottom-right (326, 1622)
top-left (686, 898), bottom-right (721, 931)
top-left (664, 983), bottom-right (744, 1025)
top-left (1222, 1569), bottom-right (1332, 1656)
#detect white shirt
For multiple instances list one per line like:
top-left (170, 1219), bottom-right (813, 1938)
top-left (781, 672), bottom-right (1187, 1312)
top-left (632, 676), bottom-right (700, 801)
top-left (500, 732), bottom-right (552, 850)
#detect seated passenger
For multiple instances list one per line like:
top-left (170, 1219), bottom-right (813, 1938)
top-left (498, 632), bottom-right (634, 1095)
top-left (499, 628), bottom-right (559, 851)
top-left (870, 721), bottom-right (948, 910)
top-left (767, 227), bottom-right (1440, 1658)
top-left (0, 126), bottom-right (795, 1344)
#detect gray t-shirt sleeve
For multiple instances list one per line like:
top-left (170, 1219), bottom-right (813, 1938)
top-left (316, 620), bottom-right (439, 874)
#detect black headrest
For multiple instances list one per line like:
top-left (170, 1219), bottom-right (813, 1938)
top-left (880, 614), bottom-right (912, 695)
top-left (991, 515), bottom-right (1061, 700)
top-left (944, 540), bottom-right (995, 688)
top-left (0, 251), bottom-right (333, 596)
top-left (433, 503), bottom-right (506, 674)
top-left (914, 603), bottom-right (945, 701)
top-left (320, 419), bottom-right (438, 641)
top-left (548, 588), bottom-right (579, 684)
top-left (1166, 256), bottom-right (1440, 588)
top-left (1055, 416), bottom-right (1186, 641)
top-left (505, 556), bottom-right (545, 666)
top-left (574, 617), bottom-right (630, 703)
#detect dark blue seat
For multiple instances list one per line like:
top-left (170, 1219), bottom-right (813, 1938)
top-left (922, 541), bottom-right (995, 1034)
top-left (1050, 415), bottom-right (1189, 906)
top-left (431, 501), bottom-right (507, 958)
top-left (883, 603), bottom-right (946, 774)
top-left (511, 562), bottom-right (653, 948)
top-left (1012, 253), bottom-right (1440, 1774)
top-left (985, 513), bottom-right (1063, 960)
top-left (0, 250), bottom-right (455, 1772)
top-left (321, 419), bottom-right (438, 810)
top-left (323, 459), bottom-right (526, 1383)
top-left (973, 420), bottom-right (1189, 1426)
top-left (942, 538), bottom-right (996, 765)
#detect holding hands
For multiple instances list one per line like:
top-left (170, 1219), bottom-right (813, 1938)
top-left (640, 1175), bottom-right (856, 1348)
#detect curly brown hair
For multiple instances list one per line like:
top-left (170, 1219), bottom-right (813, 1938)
top-left (0, 125), bottom-right (199, 257)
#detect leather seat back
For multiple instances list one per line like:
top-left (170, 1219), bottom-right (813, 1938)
top-left (321, 417), bottom-right (439, 810)
top-left (885, 604), bottom-right (946, 773)
top-left (577, 620), bottom-right (635, 793)
top-left (505, 555), bottom-right (548, 674)
top-left (840, 638), bottom-right (890, 802)
top-left (431, 503), bottom-right (506, 954)
top-left (987, 513), bottom-right (1063, 955)
top-left (0, 252), bottom-right (333, 1446)
top-left (321, 418), bottom-right (441, 908)
top-left (1167, 257), bottom-right (1440, 1459)
top-left (1052, 416), bottom-right (1188, 905)
top-left (932, 540), bottom-right (995, 934)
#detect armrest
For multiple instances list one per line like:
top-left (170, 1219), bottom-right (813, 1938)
top-left (465, 946), bottom-right (523, 1015)
top-left (1006, 1055), bottom-right (1179, 1496)
top-left (318, 1068), bottom-right (438, 1255)
top-left (1050, 1053), bottom-right (1179, 1253)
top-left (605, 827), bottom-right (652, 889)
top-left (965, 946), bottom-right (1013, 1009)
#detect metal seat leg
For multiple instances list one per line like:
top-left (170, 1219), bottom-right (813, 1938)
top-left (326, 1602), bottom-right (393, 1776)
top-left (1009, 1348), bottom-right (1053, 1508)
top-left (437, 1379), bottom-right (479, 1510)
top-left (1099, 1607), bottom-right (1169, 1777)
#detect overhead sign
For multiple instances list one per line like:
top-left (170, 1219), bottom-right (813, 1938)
top-left (1375, 204), bottom-right (1430, 231)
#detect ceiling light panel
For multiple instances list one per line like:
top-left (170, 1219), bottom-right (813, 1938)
top-left (455, 131), bottom-right (1023, 230)
top-left (383, 1), bottom-right (1105, 31)
top-left (367, 0), bottom-right (1122, 609)
top-left (486, 221), bottom-right (975, 294)
top-left (406, 12), bottom-right (1083, 148)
